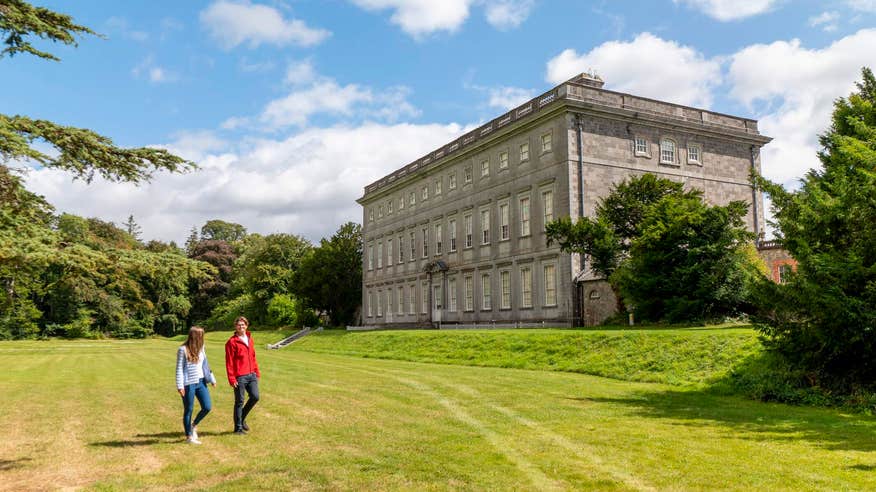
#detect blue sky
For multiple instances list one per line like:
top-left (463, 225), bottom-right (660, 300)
top-left (6, 0), bottom-right (876, 243)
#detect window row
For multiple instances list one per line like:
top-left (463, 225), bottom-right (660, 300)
top-left (366, 190), bottom-right (554, 271)
top-left (632, 136), bottom-right (702, 166)
top-left (367, 133), bottom-right (553, 223)
top-left (365, 263), bottom-right (558, 318)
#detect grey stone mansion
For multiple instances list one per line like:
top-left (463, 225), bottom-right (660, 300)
top-left (357, 73), bottom-right (771, 327)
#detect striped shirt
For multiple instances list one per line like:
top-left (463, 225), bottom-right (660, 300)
top-left (176, 347), bottom-right (216, 389)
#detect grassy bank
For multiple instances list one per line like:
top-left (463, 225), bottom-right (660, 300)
top-left (293, 325), bottom-right (762, 386)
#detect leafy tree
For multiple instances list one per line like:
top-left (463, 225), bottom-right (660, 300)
top-left (547, 173), bottom-right (759, 322)
top-left (1, 1), bottom-right (197, 338)
top-left (754, 67), bottom-right (876, 389)
top-left (229, 233), bottom-right (312, 325)
top-left (187, 239), bottom-right (237, 324)
top-left (546, 174), bottom-right (700, 312)
top-left (200, 219), bottom-right (247, 243)
top-left (292, 222), bottom-right (363, 326)
top-left (613, 195), bottom-right (757, 322)
top-left (547, 174), bottom-right (696, 278)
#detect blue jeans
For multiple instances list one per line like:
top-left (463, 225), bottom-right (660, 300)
top-left (233, 372), bottom-right (260, 431)
top-left (182, 378), bottom-right (212, 437)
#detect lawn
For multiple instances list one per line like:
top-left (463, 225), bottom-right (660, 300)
top-left (1, 330), bottom-right (874, 490)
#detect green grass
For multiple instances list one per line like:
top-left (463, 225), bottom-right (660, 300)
top-left (294, 326), bottom-right (762, 386)
top-left (1, 331), bottom-right (875, 490)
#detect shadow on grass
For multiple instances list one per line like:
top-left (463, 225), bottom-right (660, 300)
top-left (0, 457), bottom-right (32, 471)
top-left (90, 430), bottom-right (236, 447)
top-left (581, 387), bottom-right (876, 453)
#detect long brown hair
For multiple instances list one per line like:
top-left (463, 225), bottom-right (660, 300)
top-left (182, 326), bottom-right (205, 363)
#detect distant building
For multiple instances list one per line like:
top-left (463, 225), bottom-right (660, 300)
top-left (757, 240), bottom-right (797, 283)
top-left (357, 73), bottom-right (771, 327)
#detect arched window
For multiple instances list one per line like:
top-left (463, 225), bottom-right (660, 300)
top-left (660, 138), bottom-right (677, 164)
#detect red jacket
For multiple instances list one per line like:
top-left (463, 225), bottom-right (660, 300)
top-left (225, 331), bottom-right (261, 385)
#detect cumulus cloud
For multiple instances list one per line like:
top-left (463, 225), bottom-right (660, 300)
top-left (200, 0), bottom-right (330, 49)
top-left (727, 29), bottom-right (876, 185)
top-left (484, 0), bottom-right (535, 30)
top-left (349, 0), bottom-right (534, 37)
top-left (545, 33), bottom-right (722, 108)
top-left (256, 60), bottom-right (420, 128)
top-left (809, 11), bottom-right (840, 32)
top-left (674, 0), bottom-right (781, 21)
top-left (23, 124), bottom-right (467, 243)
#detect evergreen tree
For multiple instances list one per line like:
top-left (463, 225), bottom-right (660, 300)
top-left (184, 227), bottom-right (199, 255)
top-left (292, 222), bottom-right (363, 326)
top-left (123, 214), bottom-right (142, 242)
top-left (0, 1), bottom-right (193, 183)
top-left (754, 67), bottom-right (876, 389)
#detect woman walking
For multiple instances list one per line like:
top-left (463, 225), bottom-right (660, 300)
top-left (176, 326), bottom-right (216, 444)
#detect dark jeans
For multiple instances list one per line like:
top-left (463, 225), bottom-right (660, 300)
top-left (182, 378), bottom-right (212, 437)
top-left (233, 372), bottom-right (260, 431)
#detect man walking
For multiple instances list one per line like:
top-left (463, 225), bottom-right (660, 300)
top-left (225, 316), bottom-right (260, 435)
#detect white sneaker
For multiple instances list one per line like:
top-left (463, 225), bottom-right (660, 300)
top-left (187, 436), bottom-right (202, 445)
top-left (191, 427), bottom-right (199, 441)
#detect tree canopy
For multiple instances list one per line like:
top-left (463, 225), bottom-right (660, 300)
top-left (292, 222), bottom-right (363, 327)
top-left (754, 67), bottom-right (876, 389)
top-left (547, 173), bottom-right (760, 322)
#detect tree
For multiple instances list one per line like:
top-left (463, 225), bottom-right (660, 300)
top-left (547, 174), bottom-right (695, 279)
top-left (292, 222), bottom-right (363, 326)
top-left (187, 239), bottom-right (237, 324)
top-left (123, 214), bottom-right (142, 242)
top-left (227, 233), bottom-right (312, 325)
top-left (546, 173), bottom-right (759, 322)
top-left (753, 67), bottom-right (876, 389)
top-left (546, 174), bottom-right (700, 313)
top-left (612, 195), bottom-right (757, 322)
top-left (200, 219), bottom-right (247, 243)
top-left (1, 2), bottom-right (198, 338)
top-left (0, 1), bottom-right (194, 183)
top-left (184, 226), bottom-right (200, 255)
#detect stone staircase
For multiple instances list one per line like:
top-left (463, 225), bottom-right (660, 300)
top-left (267, 327), bottom-right (323, 349)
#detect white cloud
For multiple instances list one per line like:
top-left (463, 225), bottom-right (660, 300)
top-left (200, 0), bottom-right (330, 49)
top-left (349, 0), bottom-right (533, 37)
top-left (259, 77), bottom-right (419, 128)
top-left (545, 33), bottom-right (722, 108)
top-left (132, 56), bottom-right (177, 83)
top-left (727, 29), bottom-right (876, 185)
top-left (847, 0), bottom-right (876, 12)
top-left (809, 11), bottom-right (840, 32)
top-left (674, 0), bottom-right (781, 21)
top-left (350, 0), bottom-right (471, 36)
top-left (486, 86), bottom-right (535, 110)
top-left (23, 124), bottom-right (467, 243)
top-left (284, 59), bottom-right (317, 86)
top-left (484, 0), bottom-right (535, 30)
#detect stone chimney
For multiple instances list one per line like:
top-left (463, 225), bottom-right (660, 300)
top-left (568, 72), bottom-right (604, 89)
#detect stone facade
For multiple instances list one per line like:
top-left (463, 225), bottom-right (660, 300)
top-left (357, 74), bottom-right (771, 327)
